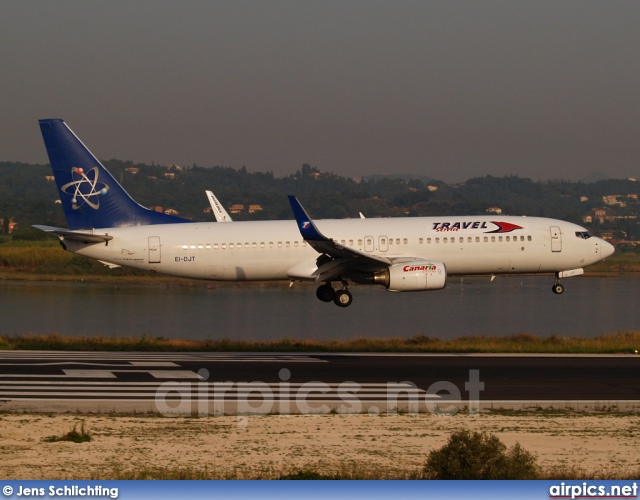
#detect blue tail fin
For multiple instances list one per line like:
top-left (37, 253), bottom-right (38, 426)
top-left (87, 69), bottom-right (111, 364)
top-left (39, 119), bottom-right (190, 230)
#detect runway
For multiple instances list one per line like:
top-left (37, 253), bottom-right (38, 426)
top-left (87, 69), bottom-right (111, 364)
top-left (0, 351), bottom-right (638, 414)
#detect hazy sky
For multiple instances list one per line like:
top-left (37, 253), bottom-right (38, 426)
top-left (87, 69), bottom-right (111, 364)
top-left (2, 1), bottom-right (640, 182)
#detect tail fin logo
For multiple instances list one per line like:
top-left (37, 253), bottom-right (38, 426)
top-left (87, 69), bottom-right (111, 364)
top-left (60, 167), bottom-right (110, 210)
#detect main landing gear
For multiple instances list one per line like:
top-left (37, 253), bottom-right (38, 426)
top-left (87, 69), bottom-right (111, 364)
top-left (316, 282), bottom-right (353, 307)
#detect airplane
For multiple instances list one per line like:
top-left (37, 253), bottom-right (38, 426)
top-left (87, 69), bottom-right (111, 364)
top-left (35, 118), bottom-right (615, 307)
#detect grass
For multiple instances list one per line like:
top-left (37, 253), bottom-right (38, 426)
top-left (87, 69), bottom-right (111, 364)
top-left (1, 331), bottom-right (640, 353)
top-left (42, 420), bottom-right (92, 443)
top-left (90, 462), bottom-right (640, 480)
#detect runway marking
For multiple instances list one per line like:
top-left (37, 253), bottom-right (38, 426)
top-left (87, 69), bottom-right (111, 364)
top-left (0, 362), bottom-right (180, 367)
top-left (0, 382), bottom-right (439, 400)
top-left (62, 369), bottom-right (201, 379)
top-left (0, 369), bottom-right (201, 379)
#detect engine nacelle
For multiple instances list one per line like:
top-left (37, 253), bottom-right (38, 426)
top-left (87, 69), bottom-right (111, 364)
top-left (372, 261), bottom-right (447, 292)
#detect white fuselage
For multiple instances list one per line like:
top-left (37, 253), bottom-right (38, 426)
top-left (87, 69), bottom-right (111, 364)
top-left (64, 215), bottom-right (613, 282)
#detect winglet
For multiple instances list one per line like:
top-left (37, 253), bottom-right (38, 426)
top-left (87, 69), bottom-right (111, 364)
top-left (288, 195), bottom-right (329, 241)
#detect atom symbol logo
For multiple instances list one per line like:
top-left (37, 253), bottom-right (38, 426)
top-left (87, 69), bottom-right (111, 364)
top-left (60, 167), bottom-right (110, 210)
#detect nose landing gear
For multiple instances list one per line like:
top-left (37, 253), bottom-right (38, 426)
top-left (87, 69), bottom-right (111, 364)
top-left (552, 273), bottom-right (565, 294)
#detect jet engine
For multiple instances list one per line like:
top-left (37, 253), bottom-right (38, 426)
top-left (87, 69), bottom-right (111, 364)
top-left (372, 261), bottom-right (447, 292)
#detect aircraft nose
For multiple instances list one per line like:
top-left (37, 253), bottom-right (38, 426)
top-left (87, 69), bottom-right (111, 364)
top-left (600, 240), bottom-right (615, 258)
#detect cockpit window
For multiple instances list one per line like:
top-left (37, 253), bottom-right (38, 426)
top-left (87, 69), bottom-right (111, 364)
top-left (575, 231), bottom-right (592, 240)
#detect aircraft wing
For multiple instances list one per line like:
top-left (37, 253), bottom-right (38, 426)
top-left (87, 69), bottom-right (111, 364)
top-left (288, 196), bottom-right (397, 282)
top-left (32, 225), bottom-right (113, 244)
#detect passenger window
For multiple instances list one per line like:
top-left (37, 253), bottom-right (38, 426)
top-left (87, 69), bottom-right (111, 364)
top-left (527, 236), bottom-right (532, 241)
top-left (499, 236), bottom-right (503, 242)
top-left (491, 236), bottom-right (496, 242)
top-left (182, 245), bottom-right (188, 250)
top-left (506, 236), bottom-right (510, 242)
top-left (260, 242), bottom-right (265, 248)
top-left (198, 244), bottom-right (203, 249)
top-left (294, 241), bottom-right (299, 247)
top-left (269, 242), bottom-right (274, 248)
top-left (468, 237), bottom-right (472, 243)
top-left (459, 237), bottom-right (464, 243)
top-left (435, 238), bottom-right (440, 244)
top-left (252, 242), bottom-right (257, 248)
top-left (221, 243), bottom-right (226, 249)
top-left (358, 239), bottom-right (363, 245)
top-left (349, 240), bottom-right (353, 246)
top-left (389, 239), bottom-right (393, 245)
top-left (286, 241), bottom-right (290, 247)
top-left (403, 238), bottom-right (408, 244)
top-left (475, 237), bottom-right (480, 243)
top-left (443, 237), bottom-right (448, 243)
top-left (278, 242), bottom-right (283, 248)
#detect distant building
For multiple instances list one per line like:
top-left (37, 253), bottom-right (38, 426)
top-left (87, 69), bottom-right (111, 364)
top-left (580, 196), bottom-right (589, 202)
top-left (229, 204), bottom-right (245, 214)
top-left (486, 207), bottom-right (502, 214)
top-left (582, 215), bottom-right (593, 224)
top-left (45, 175), bottom-right (55, 182)
top-left (151, 206), bottom-right (163, 213)
top-left (163, 172), bottom-right (175, 179)
top-left (602, 195), bottom-right (626, 207)
top-left (125, 167), bottom-right (139, 174)
top-left (249, 204), bottom-right (263, 213)
top-left (427, 185), bottom-right (438, 192)
top-left (164, 208), bottom-right (179, 215)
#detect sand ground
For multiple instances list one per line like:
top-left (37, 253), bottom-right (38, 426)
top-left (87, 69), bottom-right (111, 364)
top-left (0, 411), bottom-right (638, 479)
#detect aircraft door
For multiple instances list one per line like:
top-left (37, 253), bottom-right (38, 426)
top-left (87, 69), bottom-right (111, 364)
top-left (148, 236), bottom-right (161, 263)
top-left (550, 226), bottom-right (562, 252)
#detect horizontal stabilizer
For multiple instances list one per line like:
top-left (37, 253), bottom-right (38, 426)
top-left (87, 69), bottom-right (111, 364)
top-left (32, 225), bottom-right (113, 244)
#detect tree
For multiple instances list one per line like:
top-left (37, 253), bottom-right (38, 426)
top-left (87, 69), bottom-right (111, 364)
top-left (422, 430), bottom-right (539, 479)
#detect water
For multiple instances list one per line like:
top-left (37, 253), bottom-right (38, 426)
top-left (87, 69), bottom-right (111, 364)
top-left (1, 276), bottom-right (638, 340)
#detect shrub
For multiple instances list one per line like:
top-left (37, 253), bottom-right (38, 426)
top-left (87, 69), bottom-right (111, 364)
top-left (42, 420), bottom-right (92, 443)
top-left (422, 430), bottom-right (539, 479)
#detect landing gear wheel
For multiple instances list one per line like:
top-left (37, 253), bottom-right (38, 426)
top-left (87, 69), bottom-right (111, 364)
top-left (552, 284), bottom-right (564, 295)
top-left (316, 284), bottom-right (335, 302)
top-left (333, 289), bottom-right (353, 307)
